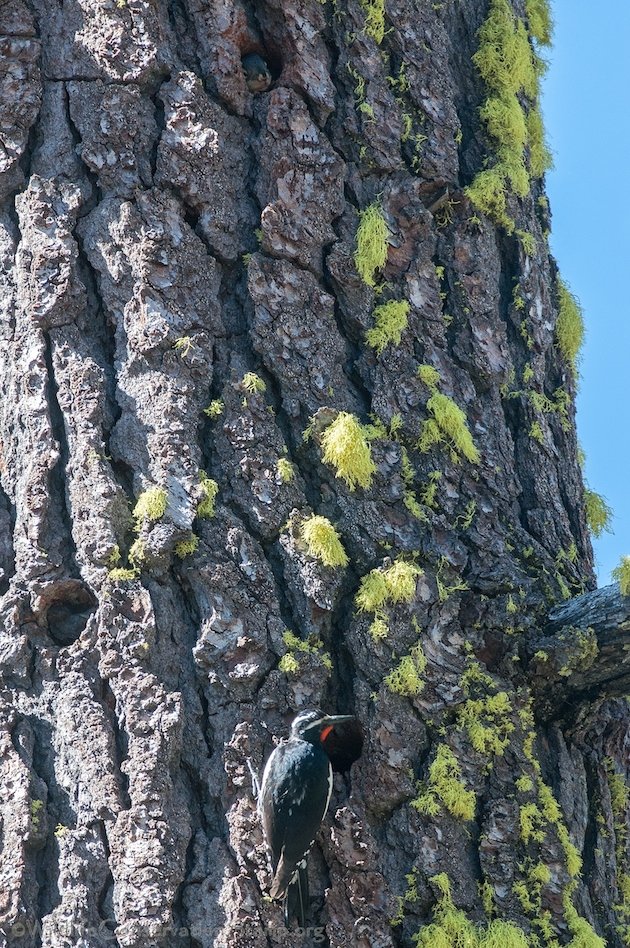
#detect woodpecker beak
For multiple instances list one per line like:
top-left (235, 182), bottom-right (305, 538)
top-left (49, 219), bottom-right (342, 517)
top-left (324, 715), bottom-right (355, 725)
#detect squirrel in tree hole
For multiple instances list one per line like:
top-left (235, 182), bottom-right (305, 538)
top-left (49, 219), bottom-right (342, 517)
top-left (241, 53), bottom-right (272, 93)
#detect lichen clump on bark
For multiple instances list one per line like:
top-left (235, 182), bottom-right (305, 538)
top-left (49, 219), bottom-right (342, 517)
top-left (413, 874), bottom-right (531, 947)
top-left (356, 558), bottom-right (423, 611)
top-left (299, 514), bottom-right (349, 568)
top-left (366, 299), bottom-right (410, 354)
top-left (417, 365), bottom-right (480, 464)
top-left (356, 558), bottom-right (423, 640)
top-left (175, 534), bottom-right (198, 558)
top-left (133, 485), bottom-right (168, 524)
top-left (466, 0), bottom-right (552, 232)
top-left (412, 744), bottom-right (476, 821)
top-left (197, 472), bottom-right (219, 518)
top-left (354, 202), bottom-right (390, 286)
top-left (525, 0), bottom-right (553, 46)
top-left (320, 411), bottom-right (376, 490)
top-left (555, 277), bottom-right (585, 373)
top-left (359, 0), bottom-right (386, 44)
top-left (385, 642), bottom-right (427, 697)
top-left (276, 458), bottom-right (295, 483)
top-left (279, 630), bottom-right (332, 674)
top-left (583, 488), bottom-right (612, 538)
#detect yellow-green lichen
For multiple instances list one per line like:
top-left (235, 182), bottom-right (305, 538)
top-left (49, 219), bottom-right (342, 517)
top-left (520, 802), bottom-right (547, 844)
top-left (203, 398), bottom-right (224, 419)
top-left (366, 300), bottom-right (410, 354)
top-left (417, 363), bottom-right (441, 390)
top-left (173, 336), bottom-right (194, 357)
top-left (466, 0), bottom-right (550, 232)
top-left (347, 64), bottom-right (374, 121)
top-left (128, 539), bottom-right (145, 565)
top-left (513, 860), bottom-right (552, 920)
top-left (356, 558), bottom-right (423, 641)
top-left (279, 653), bottom-right (299, 674)
top-left (356, 558), bottom-right (423, 612)
top-left (368, 616), bottom-right (390, 641)
top-left (107, 566), bottom-right (139, 582)
top-left (279, 630), bottom-right (332, 674)
top-left (320, 412), bottom-right (376, 490)
top-left (300, 515), bottom-right (349, 568)
top-left (456, 499), bottom-right (477, 530)
top-left (175, 534), bottom-right (199, 558)
top-left (584, 489), bottom-right (612, 538)
top-left (391, 869), bottom-right (419, 928)
top-left (107, 545), bottom-right (121, 567)
top-left (385, 642), bottom-right (426, 697)
top-left (413, 874), bottom-right (530, 947)
top-left (516, 228), bottom-right (537, 257)
top-left (419, 392), bottom-right (480, 464)
top-left (523, 779), bottom-right (583, 877)
top-left (354, 202), bottom-right (390, 287)
top-left (420, 471), bottom-right (442, 509)
top-left (30, 799), bottom-right (44, 829)
top-left (460, 661), bottom-right (494, 696)
top-left (613, 556), bottom-right (630, 596)
top-left (242, 372), bottom-right (266, 394)
top-left (563, 890), bottom-right (606, 948)
top-left (606, 759), bottom-right (629, 831)
top-left (197, 472), bottom-right (219, 519)
top-left (436, 556), bottom-right (469, 602)
top-left (359, 0), bottom-right (386, 44)
top-left (466, 168), bottom-right (516, 233)
top-left (412, 744), bottom-right (476, 821)
top-left (479, 880), bottom-right (495, 918)
top-left (557, 627), bottom-right (598, 677)
top-left (526, 107), bottom-right (553, 178)
top-left (277, 458), bottom-right (295, 483)
top-left (525, 0), bottom-right (553, 45)
top-left (133, 486), bottom-right (168, 525)
top-left (604, 757), bottom-right (629, 924)
top-left (458, 691), bottom-right (514, 756)
top-left (404, 490), bottom-right (429, 522)
top-left (555, 278), bottom-right (585, 373)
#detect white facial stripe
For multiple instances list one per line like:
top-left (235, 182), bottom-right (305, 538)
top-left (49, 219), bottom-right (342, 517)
top-left (324, 761), bottom-right (333, 818)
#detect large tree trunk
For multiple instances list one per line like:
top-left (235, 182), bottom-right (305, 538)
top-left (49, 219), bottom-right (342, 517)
top-left (1, 1), bottom-right (628, 946)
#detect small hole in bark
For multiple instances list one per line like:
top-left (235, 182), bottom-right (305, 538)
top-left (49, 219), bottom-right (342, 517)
top-left (326, 719), bottom-right (364, 774)
top-left (42, 582), bottom-right (97, 646)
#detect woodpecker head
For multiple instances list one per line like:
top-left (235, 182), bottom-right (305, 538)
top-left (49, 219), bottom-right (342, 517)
top-left (241, 53), bottom-right (272, 93)
top-left (290, 709), bottom-right (354, 748)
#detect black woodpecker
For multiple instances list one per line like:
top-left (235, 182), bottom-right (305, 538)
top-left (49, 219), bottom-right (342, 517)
top-left (258, 709), bottom-right (354, 925)
top-left (241, 53), bottom-right (272, 93)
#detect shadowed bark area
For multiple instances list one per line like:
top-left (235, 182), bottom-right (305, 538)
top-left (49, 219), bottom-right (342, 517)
top-left (0, 1), bottom-right (628, 947)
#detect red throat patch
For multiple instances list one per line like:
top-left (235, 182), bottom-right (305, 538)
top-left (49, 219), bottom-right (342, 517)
top-left (320, 725), bottom-right (334, 742)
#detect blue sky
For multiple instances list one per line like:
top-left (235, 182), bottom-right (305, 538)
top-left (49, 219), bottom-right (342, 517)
top-left (542, 0), bottom-right (630, 585)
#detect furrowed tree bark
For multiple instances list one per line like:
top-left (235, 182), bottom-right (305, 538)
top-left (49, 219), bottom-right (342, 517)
top-left (0, 1), bottom-right (628, 948)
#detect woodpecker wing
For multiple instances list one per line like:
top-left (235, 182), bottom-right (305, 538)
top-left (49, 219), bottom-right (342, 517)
top-left (259, 739), bottom-right (332, 899)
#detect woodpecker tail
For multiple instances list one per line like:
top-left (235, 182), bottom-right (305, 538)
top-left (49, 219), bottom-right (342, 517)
top-left (284, 863), bottom-right (309, 927)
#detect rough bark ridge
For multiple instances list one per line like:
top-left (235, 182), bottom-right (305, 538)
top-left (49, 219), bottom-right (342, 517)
top-left (0, 1), bottom-right (628, 947)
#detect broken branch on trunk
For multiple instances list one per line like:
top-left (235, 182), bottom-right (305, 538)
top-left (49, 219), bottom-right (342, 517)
top-left (528, 583), bottom-right (630, 715)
